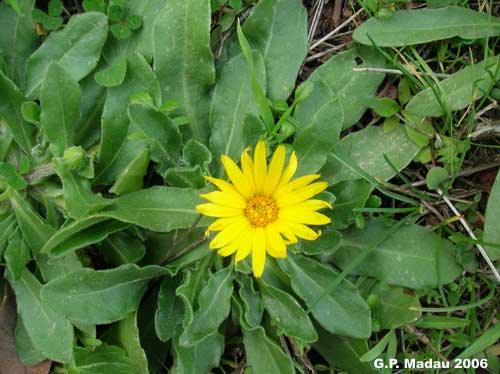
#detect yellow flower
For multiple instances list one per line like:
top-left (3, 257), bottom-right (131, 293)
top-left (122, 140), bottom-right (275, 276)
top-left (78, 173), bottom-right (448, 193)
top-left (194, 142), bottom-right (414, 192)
top-left (196, 140), bottom-right (332, 277)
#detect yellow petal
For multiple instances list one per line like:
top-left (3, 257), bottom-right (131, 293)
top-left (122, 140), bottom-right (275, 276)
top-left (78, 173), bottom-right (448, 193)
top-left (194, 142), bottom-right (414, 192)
top-left (240, 148), bottom-right (256, 193)
top-left (220, 155), bottom-right (252, 198)
top-left (263, 144), bottom-right (286, 196)
top-left (265, 224), bottom-right (286, 258)
top-left (292, 199), bottom-right (333, 211)
top-left (272, 219), bottom-right (298, 244)
top-left (218, 244), bottom-right (238, 257)
top-left (235, 226), bottom-right (253, 263)
top-left (279, 208), bottom-right (331, 225)
top-left (253, 140), bottom-right (267, 193)
top-left (196, 203), bottom-right (244, 217)
top-left (277, 174), bottom-right (320, 195)
top-left (205, 176), bottom-right (244, 197)
top-left (276, 181), bottom-right (328, 207)
top-left (200, 191), bottom-right (246, 209)
top-left (206, 216), bottom-right (242, 233)
top-left (252, 227), bottom-right (267, 277)
top-left (209, 218), bottom-right (248, 249)
top-left (272, 151), bottom-right (297, 197)
top-left (286, 221), bottom-right (321, 240)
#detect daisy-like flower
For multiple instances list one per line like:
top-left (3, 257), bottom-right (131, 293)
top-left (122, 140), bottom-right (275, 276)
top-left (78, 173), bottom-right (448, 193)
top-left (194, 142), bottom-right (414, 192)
top-left (196, 140), bottom-right (332, 277)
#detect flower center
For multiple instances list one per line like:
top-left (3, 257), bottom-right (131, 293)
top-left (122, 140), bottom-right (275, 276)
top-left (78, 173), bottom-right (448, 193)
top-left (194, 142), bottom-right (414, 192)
top-left (245, 195), bottom-right (279, 227)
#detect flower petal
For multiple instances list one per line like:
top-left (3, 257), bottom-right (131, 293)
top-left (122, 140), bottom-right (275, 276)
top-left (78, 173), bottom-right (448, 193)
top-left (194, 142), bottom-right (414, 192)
top-left (272, 219), bottom-right (298, 244)
top-left (196, 203), bottom-right (243, 217)
top-left (218, 244), bottom-right (238, 257)
top-left (272, 151), bottom-right (297, 197)
top-left (253, 140), bottom-right (267, 193)
top-left (235, 226), bottom-right (253, 263)
top-left (279, 207), bottom-right (331, 225)
top-left (200, 191), bottom-right (246, 209)
top-left (276, 181), bottom-right (328, 207)
top-left (277, 174), bottom-right (320, 195)
top-left (251, 227), bottom-right (267, 277)
top-left (265, 224), bottom-right (287, 258)
top-left (240, 148), bottom-right (256, 193)
top-left (209, 218), bottom-right (248, 249)
top-left (263, 144), bottom-right (286, 196)
top-left (220, 155), bottom-right (253, 197)
top-left (286, 221), bottom-right (321, 240)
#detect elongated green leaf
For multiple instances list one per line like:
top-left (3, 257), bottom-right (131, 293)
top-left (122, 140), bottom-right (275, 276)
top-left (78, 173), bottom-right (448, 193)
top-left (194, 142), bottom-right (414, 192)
top-left (332, 220), bottom-right (462, 288)
top-left (243, 326), bottom-right (294, 374)
top-left (295, 48), bottom-right (386, 131)
top-left (415, 316), bottom-right (471, 329)
top-left (0, 213), bottom-right (17, 257)
top-left (314, 326), bottom-right (377, 374)
top-left (457, 322), bottom-right (500, 359)
top-left (0, 70), bottom-right (35, 153)
top-left (104, 312), bottom-right (149, 374)
top-left (321, 125), bottom-right (421, 185)
top-left (359, 330), bottom-right (394, 362)
top-left (109, 147), bottom-right (150, 195)
top-left (15, 318), bottom-right (47, 366)
top-left (484, 170), bottom-right (500, 260)
top-left (406, 56), bottom-right (500, 117)
top-left (171, 333), bottom-right (224, 374)
top-left (41, 264), bottom-right (167, 324)
top-left (153, 0), bottom-right (215, 143)
top-left (103, 186), bottom-right (203, 232)
top-left (98, 231), bottom-right (146, 265)
top-left (279, 253), bottom-right (371, 338)
top-left (236, 276), bottom-right (263, 328)
top-left (74, 344), bottom-right (140, 374)
top-left (95, 53), bottom-right (160, 184)
top-left (260, 281), bottom-right (317, 343)
top-left (128, 100), bottom-right (181, 163)
top-left (7, 269), bottom-right (74, 363)
top-left (4, 229), bottom-right (31, 281)
top-left (155, 275), bottom-right (183, 342)
top-left (353, 6), bottom-right (500, 47)
top-left (40, 62), bottom-right (81, 156)
top-left (180, 267), bottom-right (234, 346)
top-left (0, 1), bottom-right (38, 85)
top-left (25, 12), bottom-right (108, 97)
top-left (239, 0), bottom-right (306, 101)
top-left (372, 285), bottom-right (421, 329)
top-left (209, 53), bottom-right (266, 172)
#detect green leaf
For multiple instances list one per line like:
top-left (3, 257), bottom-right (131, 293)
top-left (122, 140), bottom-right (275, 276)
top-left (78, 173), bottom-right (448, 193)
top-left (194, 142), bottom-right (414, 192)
top-left (456, 322), bottom-right (500, 359)
top-left (7, 269), bottom-right (74, 363)
top-left (179, 267), bottom-right (234, 346)
top-left (164, 165), bottom-right (206, 189)
top-left (102, 186), bottom-right (203, 232)
top-left (153, 0), bottom-right (215, 143)
top-left (25, 12), bottom-right (108, 98)
top-left (103, 312), bottom-right (149, 373)
top-left (278, 253), bottom-right (372, 338)
top-left (238, 0), bottom-right (307, 101)
top-left (415, 316), bottom-right (471, 329)
top-left (295, 48), bottom-right (386, 132)
top-left (40, 62), bottom-right (81, 156)
top-left (332, 219), bottom-right (463, 288)
top-left (209, 52), bottom-right (266, 172)
top-left (54, 159), bottom-right (111, 218)
top-left (4, 228), bottom-right (31, 281)
top-left (484, 170), bottom-right (500, 260)
top-left (426, 166), bottom-right (449, 190)
top-left (40, 264), bottom-right (167, 324)
top-left (21, 101), bottom-right (40, 124)
top-left (128, 100), bottom-right (181, 163)
top-left (260, 280), bottom-right (317, 343)
top-left (0, 1), bottom-right (38, 85)
top-left (98, 231), bottom-right (146, 265)
top-left (314, 326), bottom-right (377, 374)
top-left (243, 326), bottom-right (294, 374)
top-left (0, 214), bottom-right (17, 260)
top-left (297, 227), bottom-right (342, 256)
top-left (48, 0), bottom-right (63, 16)
top-left (171, 333), bottom-right (224, 374)
top-left (42, 216), bottom-right (129, 256)
top-left (406, 56), bottom-right (500, 117)
top-left (368, 97), bottom-right (400, 117)
top-left (321, 125), bottom-right (421, 185)
top-left (73, 344), bottom-right (140, 374)
top-left (353, 6), bottom-right (500, 47)
top-left (371, 285), bottom-right (421, 329)
top-left (359, 330), bottom-right (394, 362)
top-left (0, 70), bottom-right (35, 153)
top-left (125, 14), bottom-right (142, 30)
top-left (235, 275), bottom-right (263, 328)
top-left (95, 57), bottom-right (127, 87)
top-left (293, 93), bottom-right (343, 176)
top-left (15, 318), bottom-right (47, 366)
top-left (183, 139), bottom-right (211, 169)
top-left (83, 0), bottom-right (105, 13)
top-left (95, 53), bottom-right (160, 184)
top-left (155, 275), bottom-right (184, 342)
top-left (111, 24), bottom-right (132, 39)
top-left (109, 147), bottom-right (150, 195)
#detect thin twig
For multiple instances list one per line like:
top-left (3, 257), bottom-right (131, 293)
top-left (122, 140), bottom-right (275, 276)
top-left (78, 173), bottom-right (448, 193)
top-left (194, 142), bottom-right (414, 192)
top-left (404, 325), bottom-right (449, 363)
top-left (309, 8), bottom-right (363, 50)
top-left (160, 235), bottom-right (207, 265)
top-left (437, 188), bottom-right (500, 283)
top-left (307, 0), bottom-right (324, 43)
top-left (353, 67), bottom-right (452, 78)
top-left (306, 42), bottom-right (349, 62)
